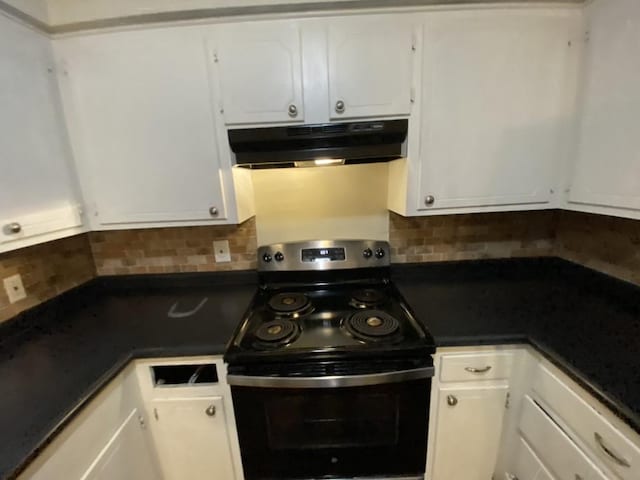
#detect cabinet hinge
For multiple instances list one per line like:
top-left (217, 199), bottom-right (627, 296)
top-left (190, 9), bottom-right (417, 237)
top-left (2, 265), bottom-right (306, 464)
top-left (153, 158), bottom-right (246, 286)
top-left (410, 86), bottom-right (416, 104)
top-left (584, 30), bottom-right (590, 44)
top-left (505, 392), bottom-right (511, 409)
top-left (411, 33), bottom-right (417, 52)
top-left (213, 50), bottom-right (219, 63)
top-left (138, 414), bottom-right (147, 429)
top-left (154, 407), bottom-right (159, 421)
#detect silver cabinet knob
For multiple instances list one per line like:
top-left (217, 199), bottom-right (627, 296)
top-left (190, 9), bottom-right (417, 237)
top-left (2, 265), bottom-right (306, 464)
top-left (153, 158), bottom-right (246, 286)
top-left (424, 195), bottom-right (435, 206)
top-left (335, 100), bottom-right (345, 114)
top-left (5, 222), bottom-right (21, 234)
top-left (288, 104), bottom-right (298, 118)
top-left (446, 395), bottom-right (458, 407)
top-left (209, 206), bottom-right (218, 216)
top-left (205, 404), bottom-right (216, 417)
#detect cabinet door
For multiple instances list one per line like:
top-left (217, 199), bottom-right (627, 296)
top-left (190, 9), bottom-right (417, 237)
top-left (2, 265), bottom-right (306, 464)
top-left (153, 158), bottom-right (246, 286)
top-left (419, 11), bottom-right (573, 211)
top-left (214, 21), bottom-right (304, 124)
top-left (430, 384), bottom-right (508, 480)
top-left (328, 16), bottom-right (416, 119)
top-left (150, 396), bottom-right (235, 480)
top-left (569, 0), bottom-right (640, 215)
top-left (508, 436), bottom-right (555, 480)
top-left (0, 14), bottom-right (82, 251)
top-left (81, 408), bottom-right (161, 480)
top-left (56, 26), bottom-right (227, 227)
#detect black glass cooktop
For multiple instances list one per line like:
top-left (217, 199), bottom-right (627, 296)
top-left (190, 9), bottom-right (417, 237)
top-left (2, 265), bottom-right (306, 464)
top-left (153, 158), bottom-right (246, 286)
top-left (224, 281), bottom-right (435, 365)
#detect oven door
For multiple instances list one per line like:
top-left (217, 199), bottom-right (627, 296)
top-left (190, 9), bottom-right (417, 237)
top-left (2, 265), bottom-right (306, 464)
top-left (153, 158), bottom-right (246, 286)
top-left (228, 369), bottom-right (431, 480)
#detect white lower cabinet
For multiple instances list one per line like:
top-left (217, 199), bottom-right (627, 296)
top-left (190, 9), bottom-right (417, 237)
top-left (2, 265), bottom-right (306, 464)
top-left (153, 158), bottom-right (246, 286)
top-left (430, 384), bottom-right (509, 479)
top-left (19, 366), bottom-right (161, 480)
top-left (150, 397), bottom-right (235, 480)
top-left (134, 357), bottom-right (243, 480)
top-left (509, 436), bottom-right (555, 480)
top-left (20, 356), bottom-right (242, 480)
top-left (499, 348), bottom-right (640, 480)
top-left (80, 408), bottom-right (160, 480)
top-left (519, 395), bottom-right (607, 480)
top-left (427, 347), bottom-right (515, 480)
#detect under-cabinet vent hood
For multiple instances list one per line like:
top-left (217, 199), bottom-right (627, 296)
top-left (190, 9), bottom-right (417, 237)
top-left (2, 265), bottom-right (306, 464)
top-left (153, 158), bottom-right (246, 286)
top-left (228, 119), bottom-right (408, 169)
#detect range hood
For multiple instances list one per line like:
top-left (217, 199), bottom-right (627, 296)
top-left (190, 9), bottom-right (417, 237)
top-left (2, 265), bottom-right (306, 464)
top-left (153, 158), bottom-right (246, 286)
top-left (228, 119), bottom-right (408, 169)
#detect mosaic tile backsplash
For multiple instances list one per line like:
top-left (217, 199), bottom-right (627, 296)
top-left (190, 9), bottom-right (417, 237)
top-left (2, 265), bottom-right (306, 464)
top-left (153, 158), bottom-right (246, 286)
top-left (89, 218), bottom-right (258, 276)
top-left (555, 210), bottom-right (640, 286)
top-left (0, 234), bottom-right (95, 323)
top-left (1, 210), bottom-right (639, 324)
top-left (389, 210), bottom-right (558, 263)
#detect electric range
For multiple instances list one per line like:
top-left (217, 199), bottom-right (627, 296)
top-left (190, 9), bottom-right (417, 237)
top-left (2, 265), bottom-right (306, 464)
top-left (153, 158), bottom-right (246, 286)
top-left (224, 240), bottom-right (435, 480)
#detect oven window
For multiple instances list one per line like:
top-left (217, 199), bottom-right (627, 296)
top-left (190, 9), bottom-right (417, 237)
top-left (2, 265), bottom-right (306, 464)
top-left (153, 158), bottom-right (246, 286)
top-left (231, 378), bottom-right (430, 480)
top-left (265, 393), bottom-right (398, 449)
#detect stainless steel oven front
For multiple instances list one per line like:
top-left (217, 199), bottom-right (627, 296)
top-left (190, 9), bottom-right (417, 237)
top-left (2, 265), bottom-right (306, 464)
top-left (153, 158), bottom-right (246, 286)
top-left (228, 365), bottom-right (433, 480)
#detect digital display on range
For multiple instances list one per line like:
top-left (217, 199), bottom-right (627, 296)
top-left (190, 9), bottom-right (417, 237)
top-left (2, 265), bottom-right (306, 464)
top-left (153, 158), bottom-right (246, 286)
top-left (301, 247), bottom-right (346, 262)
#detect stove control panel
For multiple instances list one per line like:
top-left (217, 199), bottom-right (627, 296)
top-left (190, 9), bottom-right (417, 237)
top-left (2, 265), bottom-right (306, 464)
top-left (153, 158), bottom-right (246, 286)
top-left (301, 247), bottom-right (346, 263)
top-left (258, 240), bottom-right (390, 271)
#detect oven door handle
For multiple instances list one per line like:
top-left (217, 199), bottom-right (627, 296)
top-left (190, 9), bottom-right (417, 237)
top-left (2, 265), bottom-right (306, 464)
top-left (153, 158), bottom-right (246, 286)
top-left (226, 366), bottom-right (434, 388)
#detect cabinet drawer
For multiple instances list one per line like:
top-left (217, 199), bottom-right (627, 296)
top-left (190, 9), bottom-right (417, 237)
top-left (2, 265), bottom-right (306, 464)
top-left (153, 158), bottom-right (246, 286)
top-left (439, 352), bottom-right (513, 382)
top-left (511, 435), bottom-right (554, 480)
top-left (532, 365), bottom-right (640, 479)
top-left (519, 396), bottom-right (608, 480)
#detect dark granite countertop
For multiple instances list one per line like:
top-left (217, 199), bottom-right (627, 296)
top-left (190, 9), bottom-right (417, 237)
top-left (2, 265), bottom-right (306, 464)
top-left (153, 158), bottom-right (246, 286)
top-left (0, 271), bottom-right (257, 480)
top-left (1, 258), bottom-right (639, 479)
top-left (392, 258), bottom-right (640, 433)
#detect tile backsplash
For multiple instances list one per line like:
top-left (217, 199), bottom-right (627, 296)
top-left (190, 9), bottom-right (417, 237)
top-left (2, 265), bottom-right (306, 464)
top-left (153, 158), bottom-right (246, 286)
top-left (555, 210), bottom-right (640, 286)
top-left (89, 218), bottom-right (257, 275)
top-left (2, 210), bottom-right (639, 324)
top-left (389, 210), bottom-right (558, 263)
top-left (0, 234), bottom-right (95, 323)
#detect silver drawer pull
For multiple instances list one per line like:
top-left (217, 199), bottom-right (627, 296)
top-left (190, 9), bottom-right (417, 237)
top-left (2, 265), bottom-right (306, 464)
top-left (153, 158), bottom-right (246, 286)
top-left (446, 395), bottom-right (458, 406)
top-left (205, 404), bottom-right (216, 417)
top-left (465, 366), bottom-right (492, 374)
top-left (594, 432), bottom-right (631, 467)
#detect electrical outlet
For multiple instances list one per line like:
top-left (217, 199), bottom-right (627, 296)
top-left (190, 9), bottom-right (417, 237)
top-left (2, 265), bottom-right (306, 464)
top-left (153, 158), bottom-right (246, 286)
top-left (4, 274), bottom-right (27, 303)
top-left (213, 240), bottom-right (231, 263)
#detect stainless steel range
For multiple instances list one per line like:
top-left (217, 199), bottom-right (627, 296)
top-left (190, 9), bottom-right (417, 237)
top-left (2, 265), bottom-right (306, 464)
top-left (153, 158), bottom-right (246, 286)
top-left (224, 240), bottom-right (435, 480)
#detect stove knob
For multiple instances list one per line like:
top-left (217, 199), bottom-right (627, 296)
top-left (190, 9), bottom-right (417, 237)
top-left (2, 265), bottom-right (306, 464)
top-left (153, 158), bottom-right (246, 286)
top-left (274, 252), bottom-right (284, 262)
top-left (262, 253), bottom-right (272, 263)
top-left (374, 248), bottom-right (385, 259)
top-left (362, 248), bottom-right (373, 259)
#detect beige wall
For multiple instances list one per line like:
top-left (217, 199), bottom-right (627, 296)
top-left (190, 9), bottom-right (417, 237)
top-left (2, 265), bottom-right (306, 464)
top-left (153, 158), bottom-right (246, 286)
top-left (251, 163), bottom-right (390, 245)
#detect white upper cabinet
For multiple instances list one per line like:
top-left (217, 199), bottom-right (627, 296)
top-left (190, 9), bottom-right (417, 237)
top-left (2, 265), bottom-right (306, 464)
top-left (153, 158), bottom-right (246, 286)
top-left (568, 0), bottom-right (640, 219)
top-left (212, 14), bottom-right (418, 126)
top-left (213, 21), bottom-right (304, 125)
top-left (327, 16), bottom-right (417, 119)
top-left (0, 14), bottom-right (84, 252)
top-left (412, 9), bottom-right (577, 214)
top-left (55, 26), bottom-right (251, 229)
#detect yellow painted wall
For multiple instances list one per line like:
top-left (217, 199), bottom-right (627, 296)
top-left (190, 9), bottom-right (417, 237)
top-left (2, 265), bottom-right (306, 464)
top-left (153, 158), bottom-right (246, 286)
top-left (251, 163), bottom-right (389, 245)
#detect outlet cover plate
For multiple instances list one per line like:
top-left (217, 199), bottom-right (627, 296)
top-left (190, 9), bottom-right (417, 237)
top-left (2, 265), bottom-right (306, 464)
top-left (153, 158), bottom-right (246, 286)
top-left (213, 240), bottom-right (231, 263)
top-left (4, 274), bottom-right (27, 303)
